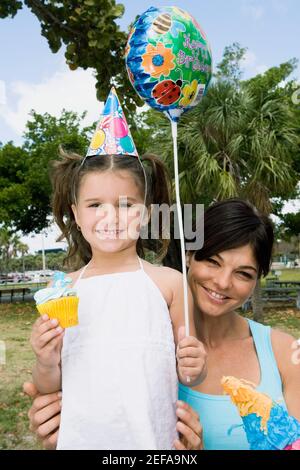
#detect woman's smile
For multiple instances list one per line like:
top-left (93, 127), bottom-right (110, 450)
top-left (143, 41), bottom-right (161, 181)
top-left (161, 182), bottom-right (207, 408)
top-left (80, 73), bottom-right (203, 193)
top-left (201, 285), bottom-right (231, 304)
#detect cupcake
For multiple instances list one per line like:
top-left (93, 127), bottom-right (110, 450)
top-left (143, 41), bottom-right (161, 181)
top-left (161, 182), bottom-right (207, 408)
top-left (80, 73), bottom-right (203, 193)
top-left (34, 272), bottom-right (79, 328)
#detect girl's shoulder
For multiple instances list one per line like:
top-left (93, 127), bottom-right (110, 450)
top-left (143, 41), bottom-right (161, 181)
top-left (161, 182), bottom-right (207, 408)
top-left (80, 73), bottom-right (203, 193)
top-left (142, 260), bottom-right (183, 307)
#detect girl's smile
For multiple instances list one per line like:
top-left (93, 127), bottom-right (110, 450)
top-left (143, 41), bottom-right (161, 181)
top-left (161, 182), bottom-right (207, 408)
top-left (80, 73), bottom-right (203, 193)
top-left (72, 170), bottom-right (145, 252)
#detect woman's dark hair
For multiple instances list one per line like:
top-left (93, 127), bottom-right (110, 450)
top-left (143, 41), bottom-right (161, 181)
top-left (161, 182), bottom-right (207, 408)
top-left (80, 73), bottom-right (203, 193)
top-left (51, 148), bottom-right (171, 269)
top-left (191, 198), bottom-right (274, 278)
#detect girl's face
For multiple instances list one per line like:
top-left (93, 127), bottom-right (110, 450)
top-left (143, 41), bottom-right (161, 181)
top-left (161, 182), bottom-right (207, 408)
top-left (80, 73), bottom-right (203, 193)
top-left (72, 170), bottom-right (146, 254)
top-left (187, 244), bottom-right (258, 318)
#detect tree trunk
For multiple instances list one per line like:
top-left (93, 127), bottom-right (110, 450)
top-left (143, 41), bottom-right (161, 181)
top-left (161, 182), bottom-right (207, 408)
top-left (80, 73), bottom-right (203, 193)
top-left (252, 280), bottom-right (264, 322)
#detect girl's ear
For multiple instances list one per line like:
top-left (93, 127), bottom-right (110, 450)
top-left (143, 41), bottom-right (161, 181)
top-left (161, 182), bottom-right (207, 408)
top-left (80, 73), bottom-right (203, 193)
top-left (140, 204), bottom-right (152, 227)
top-left (71, 204), bottom-right (79, 226)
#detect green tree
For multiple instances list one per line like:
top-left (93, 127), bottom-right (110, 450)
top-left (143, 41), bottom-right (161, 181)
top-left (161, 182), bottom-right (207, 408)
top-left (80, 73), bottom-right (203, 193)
top-left (0, 0), bottom-right (141, 113)
top-left (0, 227), bottom-right (28, 273)
top-left (0, 110), bottom-right (93, 233)
top-left (215, 42), bottom-right (248, 84)
top-left (280, 212), bottom-right (300, 240)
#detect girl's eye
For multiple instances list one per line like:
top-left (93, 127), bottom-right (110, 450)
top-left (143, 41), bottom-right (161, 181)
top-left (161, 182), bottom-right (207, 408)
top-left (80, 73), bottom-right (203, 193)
top-left (89, 203), bottom-right (100, 207)
top-left (119, 203), bottom-right (132, 208)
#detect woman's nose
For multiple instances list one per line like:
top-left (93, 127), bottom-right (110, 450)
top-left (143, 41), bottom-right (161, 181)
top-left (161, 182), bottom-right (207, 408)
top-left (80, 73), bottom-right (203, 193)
top-left (212, 270), bottom-right (233, 291)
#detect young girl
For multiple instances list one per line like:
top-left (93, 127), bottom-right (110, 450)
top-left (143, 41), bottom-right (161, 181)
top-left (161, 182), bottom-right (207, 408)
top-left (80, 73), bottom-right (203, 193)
top-left (30, 101), bottom-right (206, 449)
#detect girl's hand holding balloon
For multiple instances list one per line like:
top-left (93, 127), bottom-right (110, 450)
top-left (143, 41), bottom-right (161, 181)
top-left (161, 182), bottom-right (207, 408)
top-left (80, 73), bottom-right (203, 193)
top-left (176, 326), bottom-right (207, 386)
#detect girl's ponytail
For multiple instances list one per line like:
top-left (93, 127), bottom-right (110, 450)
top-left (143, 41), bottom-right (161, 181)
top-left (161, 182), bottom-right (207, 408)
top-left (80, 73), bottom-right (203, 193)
top-left (139, 154), bottom-right (172, 261)
top-left (51, 147), bottom-right (91, 270)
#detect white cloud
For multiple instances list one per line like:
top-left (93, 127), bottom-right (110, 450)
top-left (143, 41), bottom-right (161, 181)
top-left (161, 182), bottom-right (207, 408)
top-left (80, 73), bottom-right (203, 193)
top-left (254, 64), bottom-right (268, 75)
top-left (0, 80), bottom-right (6, 106)
top-left (242, 50), bottom-right (257, 68)
top-left (21, 223), bottom-right (67, 254)
top-left (241, 50), bottom-right (268, 78)
top-left (242, 2), bottom-right (264, 20)
top-left (0, 63), bottom-right (103, 138)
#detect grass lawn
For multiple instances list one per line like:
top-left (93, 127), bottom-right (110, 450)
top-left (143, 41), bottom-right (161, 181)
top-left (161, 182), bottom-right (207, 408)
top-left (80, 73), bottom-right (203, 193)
top-left (0, 301), bottom-right (300, 450)
top-left (0, 302), bottom-right (41, 450)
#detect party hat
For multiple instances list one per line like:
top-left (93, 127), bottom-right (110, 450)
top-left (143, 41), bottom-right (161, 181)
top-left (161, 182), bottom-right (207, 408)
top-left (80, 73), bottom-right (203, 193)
top-left (222, 376), bottom-right (300, 450)
top-left (86, 87), bottom-right (139, 158)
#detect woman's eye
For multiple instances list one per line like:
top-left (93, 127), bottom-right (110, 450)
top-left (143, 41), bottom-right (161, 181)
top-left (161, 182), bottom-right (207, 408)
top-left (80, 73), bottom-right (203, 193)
top-left (207, 258), bottom-right (219, 266)
top-left (237, 271), bottom-right (253, 280)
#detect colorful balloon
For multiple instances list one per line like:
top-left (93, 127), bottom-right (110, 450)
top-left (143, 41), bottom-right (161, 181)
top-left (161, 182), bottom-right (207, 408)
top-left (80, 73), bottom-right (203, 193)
top-left (125, 6), bottom-right (212, 122)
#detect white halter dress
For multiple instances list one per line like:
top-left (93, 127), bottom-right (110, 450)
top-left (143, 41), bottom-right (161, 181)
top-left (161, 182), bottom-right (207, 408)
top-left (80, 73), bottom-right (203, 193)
top-left (57, 258), bottom-right (178, 450)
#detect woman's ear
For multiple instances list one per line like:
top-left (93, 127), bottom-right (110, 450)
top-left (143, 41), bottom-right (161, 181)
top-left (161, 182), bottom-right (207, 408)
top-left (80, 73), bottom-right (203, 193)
top-left (186, 251), bottom-right (192, 268)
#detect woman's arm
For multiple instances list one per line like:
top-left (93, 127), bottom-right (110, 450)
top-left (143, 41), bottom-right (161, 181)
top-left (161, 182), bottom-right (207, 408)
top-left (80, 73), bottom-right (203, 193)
top-left (271, 329), bottom-right (300, 421)
top-left (23, 382), bottom-right (61, 449)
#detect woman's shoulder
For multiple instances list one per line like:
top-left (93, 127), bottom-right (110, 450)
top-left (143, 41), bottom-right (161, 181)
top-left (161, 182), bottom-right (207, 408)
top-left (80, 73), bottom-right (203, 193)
top-left (270, 327), bottom-right (298, 383)
top-left (271, 327), bottom-right (296, 352)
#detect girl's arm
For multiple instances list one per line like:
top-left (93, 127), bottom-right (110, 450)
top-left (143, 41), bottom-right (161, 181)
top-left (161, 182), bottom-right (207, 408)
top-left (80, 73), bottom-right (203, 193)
top-left (168, 269), bottom-right (207, 386)
top-left (272, 329), bottom-right (300, 421)
top-left (30, 315), bottom-right (64, 394)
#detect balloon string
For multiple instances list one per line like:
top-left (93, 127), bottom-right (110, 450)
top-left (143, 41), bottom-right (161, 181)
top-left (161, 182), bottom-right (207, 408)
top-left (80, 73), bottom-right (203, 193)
top-left (171, 120), bottom-right (190, 383)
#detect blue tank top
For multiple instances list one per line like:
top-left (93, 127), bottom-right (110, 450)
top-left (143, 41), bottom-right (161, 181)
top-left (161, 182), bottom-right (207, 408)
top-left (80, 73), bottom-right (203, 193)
top-left (178, 319), bottom-right (287, 450)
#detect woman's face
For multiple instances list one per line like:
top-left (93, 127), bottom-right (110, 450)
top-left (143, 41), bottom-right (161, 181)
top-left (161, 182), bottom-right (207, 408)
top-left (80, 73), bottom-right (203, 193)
top-left (72, 170), bottom-right (146, 254)
top-left (187, 244), bottom-right (258, 317)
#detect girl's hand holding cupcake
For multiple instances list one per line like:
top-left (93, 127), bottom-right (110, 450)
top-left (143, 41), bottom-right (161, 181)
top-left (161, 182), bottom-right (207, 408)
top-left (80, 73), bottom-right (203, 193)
top-left (176, 326), bottom-right (207, 386)
top-left (30, 315), bottom-right (64, 369)
top-left (30, 315), bottom-right (64, 394)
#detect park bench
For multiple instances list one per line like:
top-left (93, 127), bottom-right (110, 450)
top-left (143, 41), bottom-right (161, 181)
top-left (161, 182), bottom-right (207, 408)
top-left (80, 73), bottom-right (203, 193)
top-left (0, 287), bottom-right (31, 303)
top-left (261, 287), bottom-right (300, 308)
top-left (242, 286), bottom-right (300, 310)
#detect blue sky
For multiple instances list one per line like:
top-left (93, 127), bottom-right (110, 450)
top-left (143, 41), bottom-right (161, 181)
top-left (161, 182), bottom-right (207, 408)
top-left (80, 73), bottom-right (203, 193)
top-left (0, 0), bottom-right (299, 252)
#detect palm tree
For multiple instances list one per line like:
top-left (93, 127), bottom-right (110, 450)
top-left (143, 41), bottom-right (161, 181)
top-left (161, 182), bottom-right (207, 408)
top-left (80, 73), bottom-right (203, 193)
top-left (155, 79), bottom-right (299, 321)
top-left (0, 228), bottom-right (29, 275)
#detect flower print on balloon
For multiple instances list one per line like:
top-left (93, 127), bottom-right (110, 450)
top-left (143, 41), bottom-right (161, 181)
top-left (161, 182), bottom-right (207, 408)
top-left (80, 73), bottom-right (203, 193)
top-left (141, 42), bottom-right (176, 79)
top-left (179, 79), bottom-right (198, 107)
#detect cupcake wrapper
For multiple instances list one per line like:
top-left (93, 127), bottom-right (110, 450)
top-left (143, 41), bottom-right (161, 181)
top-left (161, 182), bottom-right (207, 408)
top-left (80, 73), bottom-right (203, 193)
top-left (37, 296), bottom-right (79, 328)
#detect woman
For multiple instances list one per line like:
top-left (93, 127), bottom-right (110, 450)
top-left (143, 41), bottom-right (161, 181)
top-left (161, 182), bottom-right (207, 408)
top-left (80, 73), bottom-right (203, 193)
top-left (26, 198), bottom-right (300, 449)
top-left (179, 198), bottom-right (300, 449)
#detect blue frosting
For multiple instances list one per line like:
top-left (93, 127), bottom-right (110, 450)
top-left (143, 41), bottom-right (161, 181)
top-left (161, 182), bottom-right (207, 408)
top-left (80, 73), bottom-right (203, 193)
top-left (34, 271), bottom-right (76, 305)
top-left (242, 403), bottom-right (300, 450)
